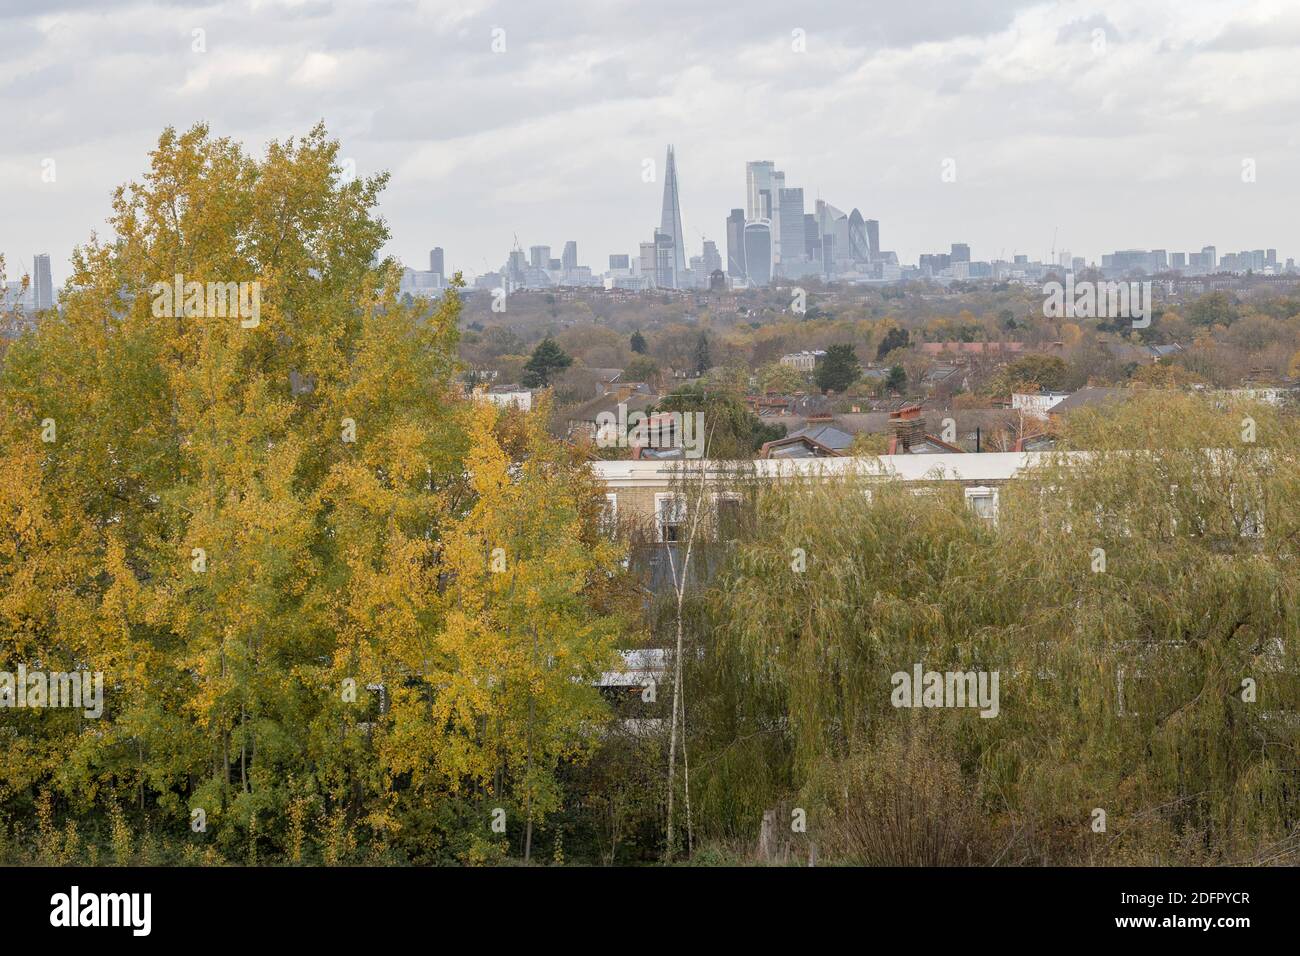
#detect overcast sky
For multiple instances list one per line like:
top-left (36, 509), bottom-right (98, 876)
top-left (2, 0), bottom-right (1298, 285)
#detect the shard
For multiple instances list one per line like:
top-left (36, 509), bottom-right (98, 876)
top-left (659, 145), bottom-right (686, 288)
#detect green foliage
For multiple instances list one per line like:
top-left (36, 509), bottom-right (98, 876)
top-left (694, 332), bottom-right (712, 375)
top-left (630, 330), bottom-right (647, 354)
top-left (998, 354), bottom-right (1068, 392)
top-left (521, 336), bottom-right (573, 387)
top-left (689, 392), bottom-right (1300, 864)
top-left (876, 326), bottom-right (909, 360)
top-left (814, 344), bottom-right (861, 393)
top-left (655, 382), bottom-right (784, 459)
top-left (624, 356), bottom-right (659, 384)
top-left (0, 123), bottom-right (629, 865)
top-left (1187, 291), bottom-right (1240, 327)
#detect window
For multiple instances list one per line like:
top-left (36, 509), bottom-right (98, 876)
top-left (600, 493), bottom-right (618, 536)
top-left (655, 493), bottom-right (687, 543)
top-left (712, 492), bottom-right (745, 541)
top-left (964, 486), bottom-right (999, 523)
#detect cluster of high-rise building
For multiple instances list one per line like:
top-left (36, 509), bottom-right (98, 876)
top-left (1, 254), bottom-right (54, 315)
top-left (446, 145), bottom-right (1298, 295)
top-left (726, 160), bottom-right (888, 286)
top-left (469, 146), bottom-right (891, 294)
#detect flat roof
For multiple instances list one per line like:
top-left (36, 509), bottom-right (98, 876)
top-left (591, 451), bottom-right (1083, 486)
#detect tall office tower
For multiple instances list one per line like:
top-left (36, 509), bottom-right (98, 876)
top-left (865, 220), bottom-right (879, 261)
top-left (1171, 252), bottom-right (1187, 269)
top-left (659, 146), bottom-right (687, 288)
top-left (1267, 249), bottom-right (1278, 268)
top-left (847, 210), bottom-right (870, 263)
top-left (562, 241), bottom-right (578, 271)
top-left (746, 161), bottom-right (774, 220)
top-left (638, 241), bottom-right (657, 281)
top-left (529, 245), bottom-right (550, 269)
top-left (701, 240), bottom-right (722, 276)
top-left (770, 170), bottom-right (785, 261)
top-left (609, 253), bottom-right (630, 270)
top-left (951, 243), bottom-right (970, 263)
top-left (653, 230), bottom-right (677, 289)
top-left (742, 221), bottom-right (772, 286)
top-left (777, 188), bottom-right (805, 269)
top-left (1202, 246), bottom-right (1217, 270)
top-left (804, 214), bottom-right (820, 258)
top-left (32, 254), bottom-right (54, 311)
top-left (507, 249), bottom-right (527, 285)
top-left (429, 247), bottom-right (444, 277)
top-left (726, 209), bottom-right (746, 278)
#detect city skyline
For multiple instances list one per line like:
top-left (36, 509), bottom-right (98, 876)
top-left (3, 0), bottom-right (1299, 287)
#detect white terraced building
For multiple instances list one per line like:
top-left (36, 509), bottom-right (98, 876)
top-left (591, 452), bottom-right (1073, 541)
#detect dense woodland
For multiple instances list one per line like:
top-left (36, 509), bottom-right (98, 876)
top-left (0, 126), bottom-right (1296, 865)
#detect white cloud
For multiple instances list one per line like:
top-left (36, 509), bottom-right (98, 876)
top-left (2, 0), bottom-right (1298, 283)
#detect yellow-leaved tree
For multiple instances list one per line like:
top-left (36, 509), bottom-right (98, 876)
top-left (0, 124), bottom-right (629, 865)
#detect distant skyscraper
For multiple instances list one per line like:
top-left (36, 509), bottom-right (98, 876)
top-left (771, 170), bottom-right (785, 261)
top-left (726, 209), bottom-right (746, 278)
top-left (778, 188), bottom-right (805, 269)
top-left (638, 241), bottom-right (657, 280)
top-left (951, 243), bottom-right (970, 263)
top-left (659, 146), bottom-right (686, 288)
top-left (507, 249), bottom-right (527, 285)
top-left (609, 253), bottom-right (630, 270)
top-left (653, 230), bottom-right (676, 289)
top-left (804, 214), bottom-right (820, 259)
top-left (865, 220), bottom-right (879, 262)
top-left (701, 240), bottom-right (722, 276)
top-left (529, 245), bottom-right (550, 269)
top-left (429, 247), bottom-right (444, 277)
top-left (846, 210), bottom-right (870, 263)
top-left (746, 161), bottom-right (776, 221)
top-left (1202, 246), bottom-right (1217, 270)
top-left (32, 254), bottom-right (53, 311)
top-left (562, 241), bottom-right (578, 271)
top-left (742, 221), bottom-right (772, 286)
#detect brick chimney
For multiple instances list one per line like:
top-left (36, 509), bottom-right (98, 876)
top-left (889, 403), bottom-right (926, 451)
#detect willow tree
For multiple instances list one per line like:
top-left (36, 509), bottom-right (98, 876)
top-left (690, 391), bottom-right (1299, 864)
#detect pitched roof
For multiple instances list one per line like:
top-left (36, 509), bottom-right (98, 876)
top-left (1050, 386), bottom-right (1130, 414)
top-left (566, 392), bottom-right (656, 422)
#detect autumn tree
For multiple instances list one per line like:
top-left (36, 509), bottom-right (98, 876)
top-left (0, 123), bottom-right (627, 864)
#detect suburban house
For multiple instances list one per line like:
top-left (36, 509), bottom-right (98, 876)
top-left (471, 385), bottom-right (533, 412)
top-left (759, 423), bottom-right (855, 458)
top-left (565, 391), bottom-right (657, 441)
top-left (1012, 390), bottom-right (1071, 419)
top-left (779, 350), bottom-right (826, 372)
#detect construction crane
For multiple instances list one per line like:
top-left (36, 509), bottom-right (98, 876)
top-left (1050, 226), bottom-right (1058, 266)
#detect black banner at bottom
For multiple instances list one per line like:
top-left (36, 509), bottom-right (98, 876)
top-left (0, 865), bottom-right (1281, 942)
